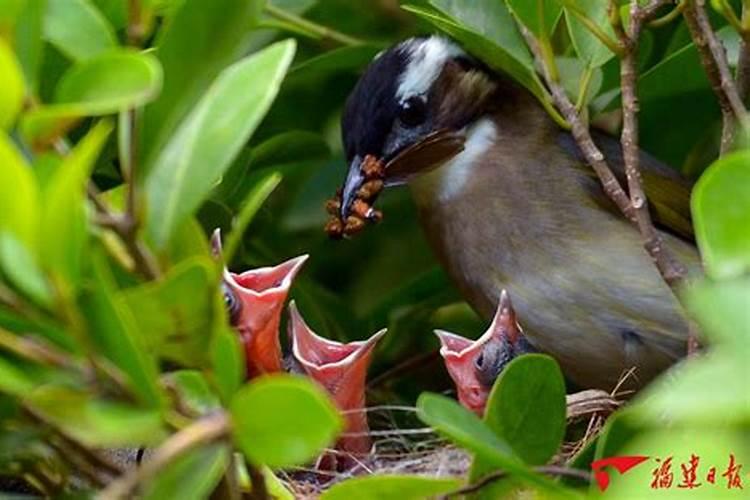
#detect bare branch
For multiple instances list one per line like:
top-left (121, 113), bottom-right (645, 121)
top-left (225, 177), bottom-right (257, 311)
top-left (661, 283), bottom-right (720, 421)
top-left (99, 412), bottom-right (230, 499)
top-left (519, 26), bottom-right (636, 222)
top-left (683, 0), bottom-right (749, 153)
top-left (439, 465), bottom-right (592, 499)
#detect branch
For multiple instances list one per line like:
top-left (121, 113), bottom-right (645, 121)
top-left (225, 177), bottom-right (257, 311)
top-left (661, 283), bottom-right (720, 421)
top-left (683, 0), bottom-right (749, 153)
top-left (98, 412), bottom-right (230, 499)
top-left (263, 4), bottom-right (364, 47)
top-left (440, 465), bottom-right (592, 499)
top-left (615, 1), bottom-right (688, 288)
top-left (519, 26), bottom-right (636, 222)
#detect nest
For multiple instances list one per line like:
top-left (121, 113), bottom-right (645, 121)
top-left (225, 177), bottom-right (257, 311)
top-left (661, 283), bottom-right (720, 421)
top-left (281, 388), bottom-right (622, 498)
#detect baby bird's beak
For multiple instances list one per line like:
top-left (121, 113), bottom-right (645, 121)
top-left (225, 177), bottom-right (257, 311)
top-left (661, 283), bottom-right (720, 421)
top-left (435, 290), bottom-right (530, 415)
top-left (212, 229), bottom-right (308, 379)
top-left (288, 301), bottom-right (386, 470)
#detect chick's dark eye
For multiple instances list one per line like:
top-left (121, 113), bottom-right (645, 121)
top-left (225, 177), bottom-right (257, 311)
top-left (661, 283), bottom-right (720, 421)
top-left (398, 96), bottom-right (427, 128)
top-left (221, 283), bottom-right (241, 325)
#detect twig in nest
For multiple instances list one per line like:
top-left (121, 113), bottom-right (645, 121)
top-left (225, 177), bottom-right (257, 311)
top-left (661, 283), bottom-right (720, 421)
top-left (439, 465), bottom-right (592, 499)
top-left (99, 412), bottom-right (230, 499)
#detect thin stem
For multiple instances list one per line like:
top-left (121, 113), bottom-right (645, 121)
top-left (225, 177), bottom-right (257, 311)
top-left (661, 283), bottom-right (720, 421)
top-left (617, 1), bottom-right (687, 288)
top-left (127, 0), bottom-right (145, 46)
top-left (263, 4), bottom-right (364, 47)
top-left (683, 0), bottom-right (749, 154)
top-left (99, 412), bottom-right (230, 499)
top-left (717, 0), bottom-right (743, 34)
top-left (440, 466), bottom-right (592, 499)
top-left (0, 328), bottom-right (74, 368)
top-left (575, 65), bottom-right (594, 111)
top-left (519, 25), bottom-right (636, 221)
top-left (559, 0), bottom-right (624, 56)
top-left (648, 2), bottom-right (685, 28)
top-left (246, 462), bottom-right (269, 500)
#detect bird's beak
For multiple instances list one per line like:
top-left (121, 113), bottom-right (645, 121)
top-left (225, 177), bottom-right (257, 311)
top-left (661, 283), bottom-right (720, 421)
top-left (340, 130), bottom-right (465, 219)
top-left (212, 229), bottom-right (308, 379)
top-left (288, 301), bottom-right (386, 467)
top-left (435, 290), bottom-right (521, 415)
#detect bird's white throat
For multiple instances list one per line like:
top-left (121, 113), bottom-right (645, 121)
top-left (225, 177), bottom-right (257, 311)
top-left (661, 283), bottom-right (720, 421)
top-left (410, 118), bottom-right (498, 205)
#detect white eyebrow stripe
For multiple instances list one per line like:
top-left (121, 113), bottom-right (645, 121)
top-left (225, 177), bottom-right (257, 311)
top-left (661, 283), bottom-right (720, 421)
top-left (396, 37), bottom-right (464, 101)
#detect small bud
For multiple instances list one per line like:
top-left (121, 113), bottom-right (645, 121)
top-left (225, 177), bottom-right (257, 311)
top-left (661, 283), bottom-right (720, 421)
top-left (325, 217), bottom-right (344, 239)
top-left (325, 198), bottom-right (341, 215)
top-left (344, 216), bottom-right (365, 235)
top-left (357, 179), bottom-right (384, 200)
top-left (361, 155), bottom-right (385, 180)
top-left (351, 199), bottom-right (371, 219)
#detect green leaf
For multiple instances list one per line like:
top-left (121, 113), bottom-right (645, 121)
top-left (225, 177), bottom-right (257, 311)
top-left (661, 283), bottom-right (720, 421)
top-left (483, 354), bottom-right (566, 465)
top-left (141, 443), bottom-right (229, 500)
top-left (163, 370), bottom-right (221, 416)
top-left (80, 252), bottom-right (163, 407)
top-left (629, 350), bottom-right (750, 425)
top-left (230, 375), bottom-right (342, 468)
top-left (13, 0), bottom-right (46, 93)
top-left (24, 385), bottom-right (165, 447)
top-left (210, 325), bottom-right (244, 404)
top-left (321, 475), bottom-right (462, 500)
top-left (140, 0), bottom-right (264, 174)
top-left (403, 2), bottom-right (545, 105)
top-left (683, 276), bottom-right (750, 352)
top-left (562, 0), bottom-right (617, 68)
top-left (506, 0), bottom-right (562, 38)
top-left (0, 233), bottom-right (52, 307)
top-left (416, 393), bottom-right (565, 493)
top-left (22, 50), bottom-right (163, 146)
top-left (41, 120), bottom-right (111, 288)
top-left (221, 171), bottom-right (282, 262)
top-left (0, 38), bottom-right (24, 129)
top-left (43, 0), bottom-right (116, 61)
top-left (122, 257), bottom-right (217, 366)
top-left (145, 39), bottom-right (296, 248)
top-left (0, 132), bottom-right (39, 251)
top-left (0, 357), bottom-right (36, 396)
top-left (692, 151), bottom-right (750, 279)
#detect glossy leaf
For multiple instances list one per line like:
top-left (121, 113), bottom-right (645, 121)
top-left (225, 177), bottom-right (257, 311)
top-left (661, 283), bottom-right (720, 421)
top-left (0, 233), bottom-right (52, 307)
top-left (506, 0), bottom-right (561, 38)
top-left (403, 2), bottom-right (545, 105)
top-left (210, 324), bottom-right (244, 404)
top-left (80, 253), bottom-right (163, 407)
top-left (221, 171), bottom-right (282, 262)
top-left (163, 370), bottom-right (221, 416)
top-left (683, 276), bottom-right (750, 352)
top-left (0, 133), bottom-right (39, 251)
top-left (562, 0), bottom-right (617, 68)
top-left (692, 151), bottom-right (750, 279)
top-left (0, 39), bottom-right (24, 129)
top-left (416, 393), bottom-right (564, 493)
top-left (141, 443), bottom-right (229, 500)
top-left (321, 475), bottom-right (462, 500)
top-left (122, 257), bottom-right (216, 366)
top-left (230, 375), bottom-right (342, 468)
top-left (24, 386), bottom-right (165, 446)
top-left (483, 354), bottom-right (566, 465)
top-left (43, 0), bottom-right (116, 61)
top-left (13, 0), bottom-right (46, 92)
top-left (22, 51), bottom-right (163, 146)
top-left (145, 40), bottom-right (296, 248)
top-left (140, 0), bottom-right (264, 172)
top-left (41, 120), bottom-right (111, 288)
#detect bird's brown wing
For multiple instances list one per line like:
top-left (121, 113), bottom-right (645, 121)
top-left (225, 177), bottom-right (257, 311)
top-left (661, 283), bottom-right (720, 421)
top-left (559, 131), bottom-right (694, 242)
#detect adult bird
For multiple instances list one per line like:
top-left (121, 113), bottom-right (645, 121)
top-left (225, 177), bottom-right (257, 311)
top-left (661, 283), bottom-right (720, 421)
top-left (337, 36), bottom-right (700, 391)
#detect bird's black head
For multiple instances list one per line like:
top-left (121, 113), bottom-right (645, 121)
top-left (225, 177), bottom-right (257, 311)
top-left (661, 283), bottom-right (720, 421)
top-left (339, 36), bottom-right (498, 218)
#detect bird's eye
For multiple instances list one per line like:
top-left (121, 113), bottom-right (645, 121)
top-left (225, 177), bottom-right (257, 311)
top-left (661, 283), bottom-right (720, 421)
top-left (221, 282), bottom-right (241, 325)
top-left (398, 96), bottom-right (427, 128)
top-left (474, 340), bottom-right (511, 388)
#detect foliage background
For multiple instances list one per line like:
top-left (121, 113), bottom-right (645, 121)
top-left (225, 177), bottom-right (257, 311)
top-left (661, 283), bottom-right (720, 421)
top-left (0, 0), bottom-right (748, 498)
